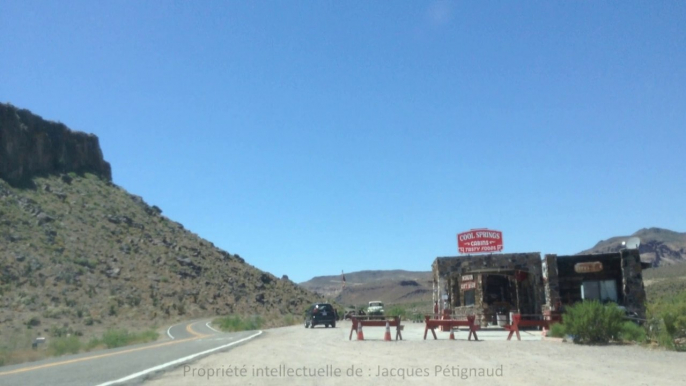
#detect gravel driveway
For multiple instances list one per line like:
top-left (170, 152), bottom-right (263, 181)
top-left (145, 320), bottom-right (684, 386)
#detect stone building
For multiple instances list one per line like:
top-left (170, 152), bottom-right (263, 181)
top-left (432, 249), bottom-right (646, 325)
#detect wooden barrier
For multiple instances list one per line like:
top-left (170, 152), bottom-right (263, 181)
top-left (423, 315), bottom-right (479, 341)
top-left (349, 316), bottom-right (403, 340)
top-left (504, 314), bottom-right (554, 341)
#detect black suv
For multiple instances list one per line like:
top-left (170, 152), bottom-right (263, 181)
top-left (304, 303), bottom-right (337, 328)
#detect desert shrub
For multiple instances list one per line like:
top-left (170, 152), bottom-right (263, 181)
top-left (548, 323), bottom-right (566, 338)
top-left (215, 315), bottom-right (264, 332)
top-left (50, 325), bottom-right (74, 337)
top-left (385, 305), bottom-right (408, 320)
top-left (280, 314), bottom-right (300, 326)
top-left (26, 316), bottom-right (41, 327)
top-left (657, 329), bottom-right (677, 350)
top-left (74, 258), bottom-right (96, 269)
top-left (43, 306), bottom-right (69, 319)
top-left (647, 291), bottom-right (686, 350)
top-left (133, 330), bottom-right (159, 344)
top-left (619, 321), bottom-right (646, 343)
top-left (101, 328), bottom-right (158, 348)
top-left (102, 329), bottom-right (130, 348)
top-left (562, 301), bottom-right (625, 344)
top-left (85, 337), bottom-right (101, 351)
top-left (48, 336), bottom-right (81, 356)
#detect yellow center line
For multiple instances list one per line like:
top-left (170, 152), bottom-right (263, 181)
top-left (0, 321), bottom-right (213, 376)
top-left (186, 321), bottom-right (211, 338)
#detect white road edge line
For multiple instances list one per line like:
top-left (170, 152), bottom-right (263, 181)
top-left (166, 325), bottom-right (175, 340)
top-left (205, 321), bottom-right (220, 333)
top-left (95, 330), bottom-right (263, 386)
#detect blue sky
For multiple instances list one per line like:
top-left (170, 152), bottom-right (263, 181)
top-left (1, 1), bottom-right (684, 282)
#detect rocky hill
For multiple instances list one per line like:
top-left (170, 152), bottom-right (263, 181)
top-left (578, 228), bottom-right (686, 267)
top-left (0, 103), bottom-right (319, 343)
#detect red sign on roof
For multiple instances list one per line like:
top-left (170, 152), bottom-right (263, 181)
top-left (457, 229), bottom-right (503, 254)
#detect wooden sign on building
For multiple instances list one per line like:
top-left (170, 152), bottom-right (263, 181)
top-left (574, 262), bottom-right (603, 273)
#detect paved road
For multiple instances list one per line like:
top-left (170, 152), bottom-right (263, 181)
top-left (0, 319), bottom-right (261, 386)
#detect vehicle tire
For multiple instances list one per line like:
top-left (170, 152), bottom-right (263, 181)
top-left (325, 324), bottom-right (329, 328)
top-left (332, 322), bottom-right (336, 328)
top-left (310, 322), bottom-right (315, 328)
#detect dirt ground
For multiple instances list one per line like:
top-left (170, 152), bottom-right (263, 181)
top-left (145, 320), bottom-right (684, 386)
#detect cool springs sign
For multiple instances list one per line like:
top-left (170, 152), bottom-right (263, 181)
top-left (457, 229), bottom-right (503, 254)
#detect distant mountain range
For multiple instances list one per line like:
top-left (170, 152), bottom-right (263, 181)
top-left (300, 228), bottom-right (686, 306)
top-left (299, 270), bottom-right (432, 306)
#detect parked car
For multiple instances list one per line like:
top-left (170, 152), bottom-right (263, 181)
top-left (366, 300), bottom-right (385, 316)
top-left (304, 303), bottom-right (337, 328)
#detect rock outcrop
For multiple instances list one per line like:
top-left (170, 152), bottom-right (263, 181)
top-left (0, 103), bottom-right (111, 185)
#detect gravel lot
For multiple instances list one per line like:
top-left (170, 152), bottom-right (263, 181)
top-left (145, 320), bottom-right (684, 386)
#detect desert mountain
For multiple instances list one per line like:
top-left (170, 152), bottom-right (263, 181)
top-left (299, 270), bottom-right (433, 306)
top-left (0, 103), bottom-right (319, 341)
top-left (578, 228), bottom-right (686, 267)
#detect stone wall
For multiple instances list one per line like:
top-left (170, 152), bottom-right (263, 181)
top-left (620, 249), bottom-right (647, 318)
top-left (433, 253), bottom-right (545, 325)
top-left (542, 254), bottom-right (561, 312)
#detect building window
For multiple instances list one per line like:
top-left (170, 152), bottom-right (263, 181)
top-left (464, 289), bottom-right (475, 306)
top-left (581, 280), bottom-right (618, 303)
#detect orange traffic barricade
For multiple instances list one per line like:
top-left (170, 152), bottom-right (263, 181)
top-left (349, 316), bottom-right (403, 341)
top-left (504, 314), bottom-right (552, 341)
top-left (423, 315), bottom-right (479, 341)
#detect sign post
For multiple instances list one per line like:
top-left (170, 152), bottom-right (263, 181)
top-left (457, 229), bottom-right (503, 254)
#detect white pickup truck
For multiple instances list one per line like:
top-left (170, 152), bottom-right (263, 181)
top-left (366, 300), bottom-right (385, 316)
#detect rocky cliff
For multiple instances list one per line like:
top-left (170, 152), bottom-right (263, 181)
top-left (0, 103), bottom-right (111, 185)
top-left (0, 105), bottom-right (319, 355)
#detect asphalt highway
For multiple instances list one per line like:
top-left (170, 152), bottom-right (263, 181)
top-left (0, 319), bottom-right (261, 386)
